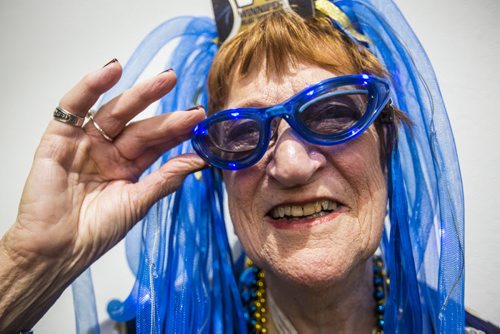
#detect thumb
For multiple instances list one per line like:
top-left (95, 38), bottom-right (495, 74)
top-left (129, 153), bottom-right (208, 218)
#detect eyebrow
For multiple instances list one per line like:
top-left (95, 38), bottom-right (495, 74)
top-left (226, 97), bottom-right (281, 110)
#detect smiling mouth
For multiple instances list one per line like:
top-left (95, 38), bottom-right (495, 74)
top-left (268, 199), bottom-right (339, 221)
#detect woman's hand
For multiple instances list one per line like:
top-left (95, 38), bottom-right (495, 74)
top-left (0, 60), bottom-right (206, 331)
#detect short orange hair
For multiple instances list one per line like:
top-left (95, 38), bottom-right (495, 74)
top-left (207, 10), bottom-right (386, 114)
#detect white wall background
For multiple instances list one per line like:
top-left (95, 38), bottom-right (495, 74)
top-left (0, 0), bottom-right (498, 332)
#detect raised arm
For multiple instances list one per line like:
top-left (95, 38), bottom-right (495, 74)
top-left (0, 60), bottom-right (206, 332)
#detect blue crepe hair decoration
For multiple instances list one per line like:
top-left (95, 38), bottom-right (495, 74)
top-left (71, 1), bottom-right (464, 333)
top-left (333, 1), bottom-right (465, 332)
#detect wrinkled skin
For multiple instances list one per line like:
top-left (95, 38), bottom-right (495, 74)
top-left (224, 64), bottom-right (387, 285)
top-left (0, 61), bottom-right (207, 331)
top-left (223, 64), bottom-right (388, 332)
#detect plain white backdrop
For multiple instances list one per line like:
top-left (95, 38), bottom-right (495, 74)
top-left (0, 0), bottom-right (499, 332)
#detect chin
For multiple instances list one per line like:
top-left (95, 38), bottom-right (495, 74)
top-left (264, 247), bottom-right (356, 289)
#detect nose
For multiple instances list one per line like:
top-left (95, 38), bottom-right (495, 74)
top-left (266, 124), bottom-right (326, 188)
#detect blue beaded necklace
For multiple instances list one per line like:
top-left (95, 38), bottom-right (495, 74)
top-left (239, 255), bottom-right (389, 334)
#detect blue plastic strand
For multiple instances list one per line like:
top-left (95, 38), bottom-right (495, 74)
top-left (71, 268), bottom-right (100, 334)
top-left (334, 0), bottom-right (465, 332)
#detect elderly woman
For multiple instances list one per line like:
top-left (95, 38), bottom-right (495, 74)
top-left (2, 1), bottom-right (488, 333)
top-left (196, 11), bottom-right (402, 334)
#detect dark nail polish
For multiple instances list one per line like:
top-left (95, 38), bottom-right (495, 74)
top-left (103, 58), bottom-right (118, 67)
top-left (187, 105), bottom-right (204, 111)
top-left (158, 68), bottom-right (173, 75)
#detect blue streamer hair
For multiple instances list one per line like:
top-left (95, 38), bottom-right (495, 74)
top-left (333, 0), bottom-right (464, 332)
top-left (113, 17), bottom-right (246, 333)
top-left (72, 16), bottom-right (246, 334)
top-left (72, 1), bottom-right (464, 333)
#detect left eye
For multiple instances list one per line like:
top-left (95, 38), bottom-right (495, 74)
top-left (299, 96), bottom-right (365, 135)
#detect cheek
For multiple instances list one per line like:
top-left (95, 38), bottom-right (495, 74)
top-left (346, 148), bottom-right (387, 208)
top-left (223, 169), bottom-right (267, 261)
top-left (332, 128), bottom-right (387, 200)
top-left (335, 132), bottom-right (387, 251)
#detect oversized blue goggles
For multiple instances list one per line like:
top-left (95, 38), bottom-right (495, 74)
top-left (192, 74), bottom-right (393, 170)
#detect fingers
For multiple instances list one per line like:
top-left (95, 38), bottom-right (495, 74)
top-left (39, 60), bottom-right (122, 160)
top-left (113, 107), bottom-right (206, 161)
top-left (47, 60), bottom-right (122, 140)
top-left (129, 153), bottom-right (208, 217)
top-left (86, 69), bottom-right (177, 140)
top-left (59, 59), bottom-right (122, 118)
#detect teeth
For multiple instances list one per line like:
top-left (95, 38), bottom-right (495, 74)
top-left (303, 203), bottom-right (316, 216)
top-left (284, 206), bottom-right (291, 216)
top-left (270, 200), bottom-right (339, 219)
top-left (315, 201), bottom-right (322, 213)
top-left (291, 206), bottom-right (303, 217)
top-left (278, 206), bottom-right (285, 218)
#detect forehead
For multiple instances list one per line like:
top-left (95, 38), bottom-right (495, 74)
top-left (225, 64), bottom-right (336, 109)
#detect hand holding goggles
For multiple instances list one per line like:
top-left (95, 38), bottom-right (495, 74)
top-left (192, 74), bottom-right (393, 170)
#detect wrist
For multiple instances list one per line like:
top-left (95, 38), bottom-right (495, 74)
top-left (2, 216), bottom-right (84, 269)
top-left (0, 230), bottom-right (81, 332)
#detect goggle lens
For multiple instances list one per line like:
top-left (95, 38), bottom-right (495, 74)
top-left (206, 118), bottom-right (260, 161)
top-left (297, 87), bottom-right (368, 135)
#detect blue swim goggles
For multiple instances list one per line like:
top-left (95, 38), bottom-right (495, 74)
top-left (192, 74), bottom-right (393, 170)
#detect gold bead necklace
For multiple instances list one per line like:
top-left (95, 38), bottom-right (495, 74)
top-left (240, 256), bottom-right (388, 334)
top-left (240, 259), bottom-right (268, 333)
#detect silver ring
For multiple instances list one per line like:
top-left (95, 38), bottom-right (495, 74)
top-left (53, 106), bottom-right (85, 127)
top-left (87, 111), bottom-right (114, 142)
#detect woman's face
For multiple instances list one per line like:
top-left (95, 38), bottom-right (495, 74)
top-left (222, 64), bottom-right (388, 287)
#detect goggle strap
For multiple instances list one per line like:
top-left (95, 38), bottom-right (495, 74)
top-left (379, 100), bottom-right (395, 124)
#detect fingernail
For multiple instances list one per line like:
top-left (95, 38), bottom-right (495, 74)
top-left (158, 68), bottom-right (173, 75)
top-left (103, 58), bottom-right (118, 68)
top-left (187, 105), bottom-right (204, 111)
